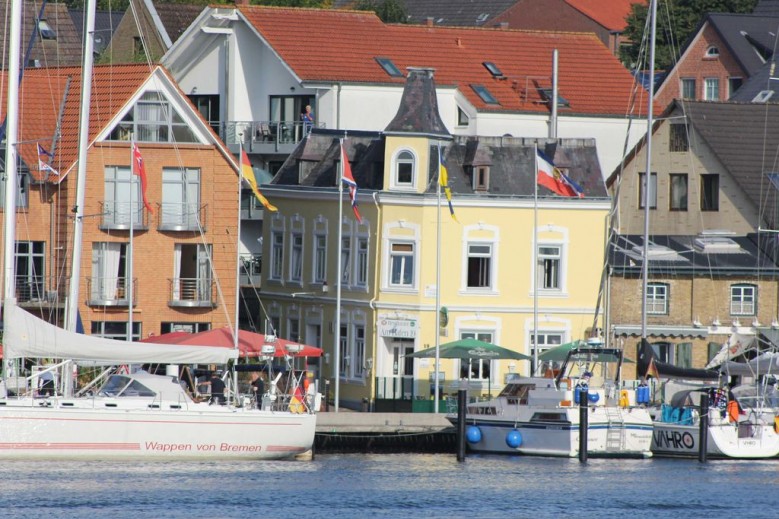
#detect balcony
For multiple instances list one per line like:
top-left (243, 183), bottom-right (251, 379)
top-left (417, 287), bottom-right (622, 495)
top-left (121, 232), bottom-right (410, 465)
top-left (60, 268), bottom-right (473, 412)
top-left (223, 120), bottom-right (324, 155)
top-left (99, 201), bottom-right (149, 231)
top-left (168, 277), bottom-right (215, 307)
top-left (157, 202), bottom-right (208, 232)
top-left (86, 277), bottom-right (136, 307)
top-left (15, 276), bottom-right (66, 308)
top-left (239, 253), bottom-right (262, 287)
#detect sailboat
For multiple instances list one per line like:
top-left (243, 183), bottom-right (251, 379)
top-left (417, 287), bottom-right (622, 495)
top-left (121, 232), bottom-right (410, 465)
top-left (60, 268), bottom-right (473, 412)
top-left (0, 0), bottom-right (316, 459)
top-left (627, 1), bottom-right (779, 459)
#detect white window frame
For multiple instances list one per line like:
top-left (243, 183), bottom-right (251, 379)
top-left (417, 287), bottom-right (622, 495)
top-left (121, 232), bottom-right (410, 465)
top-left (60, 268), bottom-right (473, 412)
top-left (704, 77), bottom-right (719, 101)
top-left (639, 172), bottom-right (657, 209)
top-left (389, 242), bottom-right (415, 288)
top-left (459, 331), bottom-right (493, 381)
top-left (391, 149), bottom-right (417, 190)
top-left (537, 244), bottom-right (562, 291)
top-left (681, 78), bottom-right (696, 99)
top-left (356, 236), bottom-right (369, 287)
top-left (289, 233), bottom-right (303, 282)
top-left (731, 284), bottom-right (756, 316)
top-left (341, 236), bottom-right (351, 285)
top-left (313, 233), bottom-right (326, 284)
top-left (466, 243), bottom-right (493, 290)
top-left (270, 232), bottom-right (284, 281)
top-left (352, 324), bottom-right (365, 380)
top-left (646, 283), bottom-right (668, 315)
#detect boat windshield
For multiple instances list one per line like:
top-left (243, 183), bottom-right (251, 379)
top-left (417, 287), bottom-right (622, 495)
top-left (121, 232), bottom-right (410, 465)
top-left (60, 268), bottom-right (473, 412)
top-left (98, 375), bottom-right (156, 397)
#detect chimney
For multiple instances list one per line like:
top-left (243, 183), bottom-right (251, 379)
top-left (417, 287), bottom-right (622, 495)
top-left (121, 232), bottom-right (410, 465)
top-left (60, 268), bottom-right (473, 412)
top-left (496, 22), bottom-right (509, 30)
top-left (426, 17), bottom-right (434, 27)
top-left (456, 37), bottom-right (463, 48)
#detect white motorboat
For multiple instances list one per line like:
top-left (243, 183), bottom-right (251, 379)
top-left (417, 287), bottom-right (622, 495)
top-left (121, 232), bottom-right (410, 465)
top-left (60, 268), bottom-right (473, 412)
top-left (452, 344), bottom-right (654, 458)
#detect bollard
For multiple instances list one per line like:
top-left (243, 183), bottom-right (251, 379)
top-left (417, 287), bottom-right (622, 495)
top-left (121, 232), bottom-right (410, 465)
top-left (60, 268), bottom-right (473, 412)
top-left (579, 386), bottom-right (588, 463)
top-left (457, 389), bottom-right (467, 462)
top-left (698, 393), bottom-right (709, 463)
top-left (324, 379), bottom-right (330, 412)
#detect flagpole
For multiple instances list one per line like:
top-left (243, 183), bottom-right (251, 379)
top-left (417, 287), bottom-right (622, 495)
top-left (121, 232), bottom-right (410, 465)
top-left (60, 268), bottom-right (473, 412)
top-left (334, 138), bottom-right (344, 413)
top-left (128, 137), bottom-right (134, 343)
top-left (532, 144), bottom-right (539, 376)
top-left (434, 143), bottom-right (442, 411)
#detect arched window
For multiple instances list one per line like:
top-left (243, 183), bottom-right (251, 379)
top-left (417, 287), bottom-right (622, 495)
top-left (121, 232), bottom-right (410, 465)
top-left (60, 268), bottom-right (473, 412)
top-left (705, 46), bottom-right (719, 58)
top-left (395, 150), bottom-right (415, 187)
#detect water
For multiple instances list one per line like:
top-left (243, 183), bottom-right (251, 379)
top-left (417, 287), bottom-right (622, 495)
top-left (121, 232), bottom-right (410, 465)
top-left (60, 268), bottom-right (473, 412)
top-left (2, 454), bottom-right (776, 518)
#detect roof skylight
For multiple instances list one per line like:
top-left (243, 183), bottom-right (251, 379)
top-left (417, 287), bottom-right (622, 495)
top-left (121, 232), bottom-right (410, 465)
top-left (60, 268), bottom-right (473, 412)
top-left (694, 236), bottom-right (742, 254)
top-left (471, 84), bottom-right (499, 104)
top-left (38, 19), bottom-right (56, 40)
top-left (538, 88), bottom-right (570, 108)
top-left (375, 57), bottom-right (403, 78)
top-left (483, 62), bottom-right (504, 78)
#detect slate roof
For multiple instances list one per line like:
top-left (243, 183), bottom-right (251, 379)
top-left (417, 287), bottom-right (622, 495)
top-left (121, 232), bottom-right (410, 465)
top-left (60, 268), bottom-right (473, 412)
top-left (753, 0), bottom-right (779, 17)
top-left (70, 9), bottom-right (124, 54)
top-left (563, 0), bottom-right (640, 32)
top-left (154, 2), bottom-right (205, 45)
top-left (0, 64), bottom-right (156, 182)
top-left (237, 6), bottom-right (646, 118)
top-left (680, 100), bottom-right (779, 230)
top-left (0, 2), bottom-right (83, 68)
top-left (608, 234), bottom-right (779, 277)
top-left (729, 58), bottom-right (778, 102)
top-left (334, 0), bottom-right (517, 26)
top-left (384, 68), bottom-right (451, 137)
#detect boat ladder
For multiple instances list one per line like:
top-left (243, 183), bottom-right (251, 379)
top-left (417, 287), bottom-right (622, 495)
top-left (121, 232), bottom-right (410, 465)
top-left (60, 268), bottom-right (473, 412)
top-left (604, 407), bottom-right (625, 451)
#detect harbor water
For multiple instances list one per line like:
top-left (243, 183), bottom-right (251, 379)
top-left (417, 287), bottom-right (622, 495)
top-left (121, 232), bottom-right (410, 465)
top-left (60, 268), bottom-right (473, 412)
top-left (4, 454), bottom-right (776, 518)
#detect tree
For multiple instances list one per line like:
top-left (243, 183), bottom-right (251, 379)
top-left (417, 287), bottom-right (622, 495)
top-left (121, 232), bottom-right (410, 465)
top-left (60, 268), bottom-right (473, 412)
top-left (353, 0), bottom-right (408, 24)
top-left (253, 0), bottom-right (333, 6)
top-left (620, 0), bottom-right (758, 71)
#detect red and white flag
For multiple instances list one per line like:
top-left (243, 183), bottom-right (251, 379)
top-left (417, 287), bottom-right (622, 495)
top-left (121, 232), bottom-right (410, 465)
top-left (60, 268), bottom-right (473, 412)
top-left (341, 141), bottom-right (362, 223)
top-left (132, 143), bottom-right (153, 214)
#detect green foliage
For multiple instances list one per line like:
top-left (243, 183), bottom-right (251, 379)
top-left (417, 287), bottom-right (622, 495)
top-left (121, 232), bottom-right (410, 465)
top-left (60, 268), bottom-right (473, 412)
top-left (620, 0), bottom-right (758, 71)
top-left (353, 0), bottom-right (408, 23)
top-left (252, 0), bottom-right (333, 7)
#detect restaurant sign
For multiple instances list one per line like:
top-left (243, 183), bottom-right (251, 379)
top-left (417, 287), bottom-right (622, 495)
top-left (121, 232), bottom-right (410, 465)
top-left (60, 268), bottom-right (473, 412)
top-left (378, 319), bottom-right (418, 338)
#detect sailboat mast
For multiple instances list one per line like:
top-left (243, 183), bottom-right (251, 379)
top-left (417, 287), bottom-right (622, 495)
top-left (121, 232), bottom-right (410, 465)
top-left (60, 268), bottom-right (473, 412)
top-left (334, 137), bottom-right (344, 412)
top-left (66, 0), bottom-right (97, 333)
top-left (434, 143), bottom-right (442, 409)
top-left (233, 141), bottom-right (245, 403)
top-left (128, 138), bottom-right (134, 341)
top-left (641, 0), bottom-right (658, 340)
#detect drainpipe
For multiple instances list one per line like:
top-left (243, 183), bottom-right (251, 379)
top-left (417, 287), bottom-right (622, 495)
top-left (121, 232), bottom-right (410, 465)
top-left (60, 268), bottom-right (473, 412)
top-left (368, 191), bottom-right (382, 402)
top-left (550, 49), bottom-right (558, 139)
top-left (336, 83), bottom-right (342, 130)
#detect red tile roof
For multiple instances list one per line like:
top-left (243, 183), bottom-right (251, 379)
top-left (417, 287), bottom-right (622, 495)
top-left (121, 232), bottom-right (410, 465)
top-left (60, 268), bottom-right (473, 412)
top-left (564, 0), bottom-right (643, 32)
top-left (1, 64), bottom-right (154, 182)
top-left (239, 6), bottom-right (646, 117)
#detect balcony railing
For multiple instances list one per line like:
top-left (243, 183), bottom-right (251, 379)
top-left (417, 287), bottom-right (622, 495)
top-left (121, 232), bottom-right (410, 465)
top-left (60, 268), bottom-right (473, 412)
top-left (15, 276), bottom-right (66, 306)
top-left (223, 120), bottom-right (324, 154)
top-left (169, 277), bottom-right (215, 307)
top-left (99, 201), bottom-right (149, 230)
top-left (239, 253), bottom-right (262, 287)
top-left (86, 277), bottom-right (136, 306)
top-left (157, 202), bottom-right (207, 232)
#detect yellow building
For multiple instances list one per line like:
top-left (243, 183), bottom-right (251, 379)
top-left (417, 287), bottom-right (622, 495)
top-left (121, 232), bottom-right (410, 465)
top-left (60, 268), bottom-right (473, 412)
top-left (261, 69), bottom-right (610, 410)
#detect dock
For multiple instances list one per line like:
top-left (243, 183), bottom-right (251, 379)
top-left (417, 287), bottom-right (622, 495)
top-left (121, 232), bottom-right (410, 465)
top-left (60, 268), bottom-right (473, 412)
top-left (315, 412), bottom-right (456, 453)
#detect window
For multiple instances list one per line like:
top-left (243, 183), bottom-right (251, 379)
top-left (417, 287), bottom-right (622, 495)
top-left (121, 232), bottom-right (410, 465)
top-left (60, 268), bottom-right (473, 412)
top-left (339, 324), bottom-right (348, 378)
top-left (701, 174), bottom-right (720, 211)
top-left (704, 78), bottom-right (719, 101)
top-left (172, 244), bottom-right (212, 304)
top-left (705, 46), bottom-right (719, 58)
top-left (390, 242), bottom-right (414, 287)
top-left (675, 342), bottom-right (692, 368)
top-left (356, 237), bottom-right (368, 287)
top-left (133, 36), bottom-right (144, 60)
top-left (104, 166), bottom-right (144, 228)
top-left (467, 243), bottom-right (492, 289)
top-left (669, 174), bottom-right (688, 211)
top-left (538, 88), bottom-right (570, 108)
top-left (681, 78), bottom-right (696, 99)
top-left (471, 84), bottom-right (499, 104)
top-left (353, 325), bottom-right (365, 379)
top-left (270, 232), bottom-right (284, 281)
top-left (530, 332), bottom-right (564, 369)
top-left (109, 92), bottom-right (197, 143)
top-left (638, 172), bottom-right (657, 209)
top-left (90, 242), bottom-right (128, 304)
top-left (728, 77), bottom-right (743, 98)
top-left (314, 234), bottom-right (326, 283)
top-left (269, 95), bottom-right (314, 143)
top-left (188, 94), bottom-right (220, 135)
top-left (457, 106), bottom-right (469, 126)
top-left (161, 167), bottom-right (199, 230)
top-left (341, 237), bottom-right (351, 284)
top-left (267, 316), bottom-right (281, 337)
top-left (537, 245), bottom-right (561, 290)
top-left (290, 234), bottom-right (303, 282)
top-left (161, 322), bottom-right (210, 334)
top-left (37, 19), bottom-right (56, 40)
top-left (459, 332), bottom-right (493, 380)
top-left (474, 166), bottom-right (489, 191)
top-left (731, 284), bottom-right (756, 315)
top-left (395, 151), bottom-right (414, 186)
top-left (375, 57), bottom-right (403, 78)
top-left (482, 61), bottom-right (503, 78)
top-left (669, 123), bottom-right (688, 152)
top-left (288, 318), bottom-right (300, 342)
top-left (646, 283), bottom-right (669, 314)
top-left (14, 241), bottom-right (45, 302)
top-left (92, 321), bottom-right (140, 341)
top-left (0, 171), bottom-right (29, 209)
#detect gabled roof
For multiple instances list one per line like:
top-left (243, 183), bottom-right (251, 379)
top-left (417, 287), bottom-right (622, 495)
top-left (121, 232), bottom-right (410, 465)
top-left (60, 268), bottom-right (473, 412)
top-left (153, 2), bottom-right (205, 47)
top-left (563, 0), bottom-right (640, 32)
top-left (235, 6), bottom-right (644, 117)
top-left (70, 9), bottom-right (124, 55)
top-left (1, 63), bottom-right (230, 183)
top-left (334, 0), bottom-right (517, 26)
top-left (728, 58), bottom-right (778, 102)
top-left (0, 2), bottom-right (83, 69)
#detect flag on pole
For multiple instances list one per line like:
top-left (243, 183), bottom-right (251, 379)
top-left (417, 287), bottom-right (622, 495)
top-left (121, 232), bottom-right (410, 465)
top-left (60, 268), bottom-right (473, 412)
top-left (438, 144), bottom-right (457, 221)
top-left (340, 141), bottom-right (362, 223)
top-left (240, 149), bottom-right (277, 212)
top-left (37, 143), bottom-right (59, 176)
top-left (132, 143), bottom-right (153, 214)
top-left (536, 149), bottom-right (583, 198)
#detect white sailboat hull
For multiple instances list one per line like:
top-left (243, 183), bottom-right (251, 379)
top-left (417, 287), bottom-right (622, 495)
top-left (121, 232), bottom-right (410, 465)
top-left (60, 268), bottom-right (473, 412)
top-left (0, 399), bottom-right (315, 460)
top-left (651, 417), bottom-right (779, 459)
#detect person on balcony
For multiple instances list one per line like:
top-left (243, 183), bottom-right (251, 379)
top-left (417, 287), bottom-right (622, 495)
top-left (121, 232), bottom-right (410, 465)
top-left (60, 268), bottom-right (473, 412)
top-left (301, 105), bottom-right (314, 135)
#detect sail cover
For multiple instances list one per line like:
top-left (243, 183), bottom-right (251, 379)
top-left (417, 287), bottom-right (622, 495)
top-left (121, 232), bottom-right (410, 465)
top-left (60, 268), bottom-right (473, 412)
top-left (3, 305), bottom-right (237, 364)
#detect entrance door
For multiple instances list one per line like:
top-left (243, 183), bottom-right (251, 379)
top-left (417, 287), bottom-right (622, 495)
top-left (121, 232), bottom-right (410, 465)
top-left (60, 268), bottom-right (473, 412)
top-left (391, 339), bottom-right (414, 399)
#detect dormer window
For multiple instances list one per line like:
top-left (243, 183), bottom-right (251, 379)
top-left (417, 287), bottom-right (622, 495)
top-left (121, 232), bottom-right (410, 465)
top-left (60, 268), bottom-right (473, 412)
top-left (474, 166), bottom-right (490, 192)
top-left (705, 46), bottom-right (719, 58)
top-left (393, 150), bottom-right (415, 188)
top-left (38, 19), bottom-right (56, 40)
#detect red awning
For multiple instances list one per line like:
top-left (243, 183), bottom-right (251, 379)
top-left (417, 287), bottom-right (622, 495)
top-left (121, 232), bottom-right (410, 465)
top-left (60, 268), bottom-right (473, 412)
top-left (142, 327), bottom-right (322, 358)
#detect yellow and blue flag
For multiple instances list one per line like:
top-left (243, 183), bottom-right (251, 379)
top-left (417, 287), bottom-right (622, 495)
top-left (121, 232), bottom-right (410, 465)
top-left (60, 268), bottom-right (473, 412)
top-left (438, 144), bottom-right (457, 221)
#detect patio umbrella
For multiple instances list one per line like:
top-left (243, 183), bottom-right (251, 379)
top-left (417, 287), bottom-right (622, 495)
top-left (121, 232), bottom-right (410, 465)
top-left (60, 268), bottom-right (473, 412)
top-left (538, 340), bottom-right (634, 363)
top-left (143, 327), bottom-right (322, 358)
